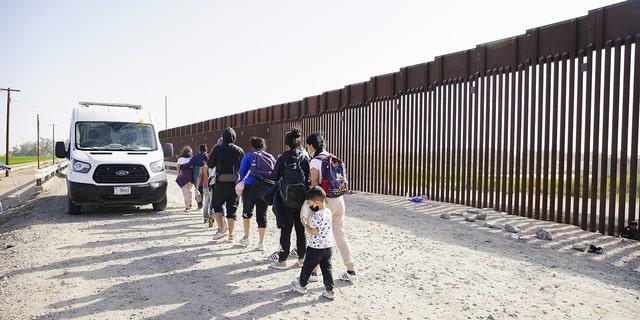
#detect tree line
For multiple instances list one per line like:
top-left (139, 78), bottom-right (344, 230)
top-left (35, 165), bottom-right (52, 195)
top-left (10, 138), bottom-right (56, 156)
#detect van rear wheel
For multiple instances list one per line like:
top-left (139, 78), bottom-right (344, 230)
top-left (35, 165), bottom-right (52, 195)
top-left (68, 198), bottom-right (82, 214)
top-left (152, 195), bottom-right (167, 211)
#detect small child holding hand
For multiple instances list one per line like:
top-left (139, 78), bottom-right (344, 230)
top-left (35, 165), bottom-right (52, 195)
top-left (290, 186), bottom-right (335, 299)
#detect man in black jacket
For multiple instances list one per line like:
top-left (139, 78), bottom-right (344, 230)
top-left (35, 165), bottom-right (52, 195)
top-left (208, 127), bottom-right (244, 241)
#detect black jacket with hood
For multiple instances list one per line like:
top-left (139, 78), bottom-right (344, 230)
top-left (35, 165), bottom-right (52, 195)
top-left (271, 148), bottom-right (310, 187)
top-left (207, 127), bottom-right (244, 178)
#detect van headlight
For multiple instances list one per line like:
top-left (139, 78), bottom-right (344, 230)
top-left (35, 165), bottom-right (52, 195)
top-left (71, 159), bottom-right (91, 173)
top-left (150, 159), bottom-right (165, 173)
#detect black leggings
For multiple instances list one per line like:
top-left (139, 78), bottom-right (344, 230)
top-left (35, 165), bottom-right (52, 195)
top-left (241, 183), bottom-right (268, 228)
top-left (275, 194), bottom-right (306, 262)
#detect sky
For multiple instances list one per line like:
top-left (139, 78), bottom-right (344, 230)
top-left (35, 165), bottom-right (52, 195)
top-left (0, 0), bottom-right (625, 153)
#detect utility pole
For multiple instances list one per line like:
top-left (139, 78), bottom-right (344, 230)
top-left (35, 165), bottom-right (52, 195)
top-left (1, 87), bottom-right (20, 177)
top-left (37, 114), bottom-right (41, 169)
top-left (164, 95), bottom-right (167, 130)
top-left (50, 124), bottom-right (57, 164)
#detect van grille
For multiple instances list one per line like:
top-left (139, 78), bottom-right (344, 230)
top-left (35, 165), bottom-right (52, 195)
top-left (93, 164), bottom-right (149, 183)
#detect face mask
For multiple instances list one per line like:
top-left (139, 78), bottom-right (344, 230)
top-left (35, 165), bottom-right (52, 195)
top-left (309, 151), bottom-right (315, 157)
top-left (309, 205), bottom-right (320, 212)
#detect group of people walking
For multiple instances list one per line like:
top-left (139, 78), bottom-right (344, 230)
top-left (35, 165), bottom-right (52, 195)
top-left (175, 126), bottom-right (357, 299)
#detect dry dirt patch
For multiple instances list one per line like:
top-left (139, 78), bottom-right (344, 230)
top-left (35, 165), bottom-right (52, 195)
top-left (0, 172), bottom-right (639, 319)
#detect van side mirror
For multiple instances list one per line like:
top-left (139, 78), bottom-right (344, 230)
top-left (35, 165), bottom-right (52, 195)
top-left (163, 143), bottom-right (174, 158)
top-left (55, 141), bottom-right (68, 159)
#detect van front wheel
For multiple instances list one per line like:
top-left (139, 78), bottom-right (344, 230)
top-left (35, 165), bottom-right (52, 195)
top-left (68, 198), bottom-right (82, 214)
top-left (152, 195), bottom-right (167, 211)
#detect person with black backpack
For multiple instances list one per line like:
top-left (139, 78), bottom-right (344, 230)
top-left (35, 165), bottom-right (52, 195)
top-left (304, 132), bottom-right (358, 282)
top-left (269, 127), bottom-right (310, 270)
top-left (236, 137), bottom-right (276, 251)
top-left (207, 127), bottom-right (245, 242)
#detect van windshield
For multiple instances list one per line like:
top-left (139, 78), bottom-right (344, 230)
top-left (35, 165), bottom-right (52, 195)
top-left (75, 121), bottom-right (158, 151)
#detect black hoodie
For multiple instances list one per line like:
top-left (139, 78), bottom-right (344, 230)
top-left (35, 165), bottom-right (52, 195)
top-left (207, 127), bottom-right (244, 177)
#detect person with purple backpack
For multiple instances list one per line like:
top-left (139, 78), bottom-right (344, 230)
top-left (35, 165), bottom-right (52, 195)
top-left (237, 137), bottom-right (276, 251)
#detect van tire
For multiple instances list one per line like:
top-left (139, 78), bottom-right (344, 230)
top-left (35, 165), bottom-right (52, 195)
top-left (68, 198), bottom-right (82, 215)
top-left (152, 195), bottom-right (167, 211)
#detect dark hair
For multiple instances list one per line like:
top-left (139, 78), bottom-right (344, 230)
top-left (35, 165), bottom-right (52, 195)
top-left (199, 144), bottom-right (207, 152)
top-left (250, 137), bottom-right (266, 150)
top-left (284, 127), bottom-right (302, 150)
top-left (305, 133), bottom-right (325, 153)
top-left (180, 146), bottom-right (193, 158)
top-left (306, 185), bottom-right (326, 201)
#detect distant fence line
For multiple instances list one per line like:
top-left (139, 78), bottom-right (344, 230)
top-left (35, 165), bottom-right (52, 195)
top-left (160, 0), bottom-right (640, 237)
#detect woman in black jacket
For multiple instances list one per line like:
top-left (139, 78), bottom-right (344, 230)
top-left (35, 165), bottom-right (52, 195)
top-left (269, 127), bottom-right (310, 269)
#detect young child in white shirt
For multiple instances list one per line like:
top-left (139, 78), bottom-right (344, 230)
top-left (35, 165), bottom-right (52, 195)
top-left (290, 186), bottom-right (335, 299)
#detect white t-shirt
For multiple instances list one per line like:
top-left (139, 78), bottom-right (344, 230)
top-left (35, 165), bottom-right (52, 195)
top-left (309, 151), bottom-right (330, 185)
top-left (308, 208), bottom-right (332, 249)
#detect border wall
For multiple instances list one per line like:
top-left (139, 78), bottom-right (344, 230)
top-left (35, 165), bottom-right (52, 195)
top-left (160, 0), bottom-right (640, 236)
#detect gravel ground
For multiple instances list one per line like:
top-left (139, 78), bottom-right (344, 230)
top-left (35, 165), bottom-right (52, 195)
top-left (0, 170), bottom-right (639, 320)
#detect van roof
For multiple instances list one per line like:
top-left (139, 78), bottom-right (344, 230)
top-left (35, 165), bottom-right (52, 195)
top-left (79, 101), bottom-right (142, 109)
top-left (74, 103), bottom-right (154, 124)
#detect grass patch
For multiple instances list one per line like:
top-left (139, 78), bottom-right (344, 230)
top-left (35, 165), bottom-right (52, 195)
top-left (0, 156), bottom-right (42, 165)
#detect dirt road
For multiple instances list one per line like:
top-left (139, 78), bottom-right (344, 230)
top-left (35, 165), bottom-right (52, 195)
top-left (0, 170), bottom-right (639, 319)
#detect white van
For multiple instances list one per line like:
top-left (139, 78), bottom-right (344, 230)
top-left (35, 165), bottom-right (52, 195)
top-left (55, 102), bottom-right (173, 214)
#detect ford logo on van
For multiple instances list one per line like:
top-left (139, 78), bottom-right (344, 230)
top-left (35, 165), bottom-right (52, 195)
top-left (115, 170), bottom-right (130, 176)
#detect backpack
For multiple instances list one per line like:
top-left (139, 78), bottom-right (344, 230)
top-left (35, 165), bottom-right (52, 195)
top-left (315, 153), bottom-right (348, 198)
top-left (250, 150), bottom-right (275, 179)
top-left (278, 154), bottom-right (307, 208)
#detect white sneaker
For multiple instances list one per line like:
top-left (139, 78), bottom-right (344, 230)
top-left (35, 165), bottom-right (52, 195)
top-left (290, 280), bottom-right (307, 294)
top-left (322, 290), bottom-right (335, 300)
top-left (308, 273), bottom-right (319, 283)
top-left (340, 271), bottom-right (358, 282)
top-left (239, 236), bottom-right (249, 246)
top-left (212, 228), bottom-right (227, 240)
top-left (257, 242), bottom-right (266, 251)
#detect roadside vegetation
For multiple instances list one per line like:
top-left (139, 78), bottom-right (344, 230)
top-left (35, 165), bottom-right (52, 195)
top-left (0, 138), bottom-right (63, 165)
